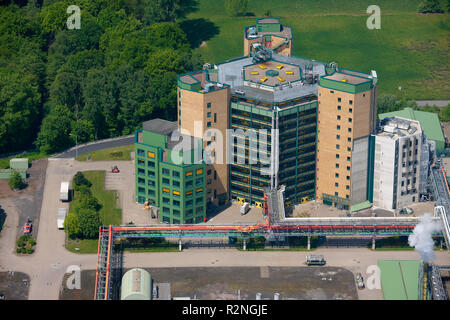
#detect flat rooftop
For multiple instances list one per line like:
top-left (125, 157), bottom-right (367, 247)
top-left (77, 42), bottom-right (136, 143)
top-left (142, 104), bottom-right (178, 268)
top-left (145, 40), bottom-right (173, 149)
top-left (322, 72), bottom-right (370, 85)
top-left (243, 60), bottom-right (300, 86)
top-left (377, 116), bottom-right (422, 139)
top-left (142, 118), bottom-right (177, 135)
top-left (217, 53), bottom-right (326, 103)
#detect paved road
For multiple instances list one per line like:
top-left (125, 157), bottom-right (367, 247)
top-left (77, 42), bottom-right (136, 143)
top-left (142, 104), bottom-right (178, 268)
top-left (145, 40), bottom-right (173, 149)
top-left (416, 100), bottom-right (450, 107)
top-left (54, 135), bottom-right (134, 159)
top-left (0, 158), bottom-right (449, 300)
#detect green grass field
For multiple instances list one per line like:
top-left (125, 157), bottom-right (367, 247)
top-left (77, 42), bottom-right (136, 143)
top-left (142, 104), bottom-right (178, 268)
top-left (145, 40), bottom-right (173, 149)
top-left (183, 0), bottom-right (449, 99)
top-left (75, 145), bottom-right (134, 162)
top-left (66, 239), bottom-right (99, 254)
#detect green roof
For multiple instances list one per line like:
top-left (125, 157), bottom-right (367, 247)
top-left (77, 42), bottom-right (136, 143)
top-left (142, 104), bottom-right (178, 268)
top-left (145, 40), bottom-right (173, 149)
top-left (350, 200), bottom-right (372, 212)
top-left (379, 108), bottom-right (445, 152)
top-left (378, 260), bottom-right (422, 300)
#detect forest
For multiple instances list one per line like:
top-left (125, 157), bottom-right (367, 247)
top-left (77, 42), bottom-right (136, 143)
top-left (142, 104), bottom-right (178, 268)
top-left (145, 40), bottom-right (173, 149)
top-left (0, 0), bottom-right (202, 155)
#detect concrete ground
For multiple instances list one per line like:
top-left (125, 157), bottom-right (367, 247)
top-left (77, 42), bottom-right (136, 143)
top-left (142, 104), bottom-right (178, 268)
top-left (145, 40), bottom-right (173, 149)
top-left (206, 203), bottom-right (265, 225)
top-left (60, 266), bottom-right (358, 300)
top-left (0, 271), bottom-right (30, 300)
top-left (442, 157), bottom-right (450, 174)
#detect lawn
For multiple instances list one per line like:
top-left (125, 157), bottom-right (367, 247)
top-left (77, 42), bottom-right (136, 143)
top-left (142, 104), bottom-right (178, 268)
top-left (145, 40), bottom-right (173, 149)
top-left (183, 0), bottom-right (449, 99)
top-left (0, 150), bottom-right (48, 169)
top-left (75, 145), bottom-right (134, 162)
top-left (66, 239), bottom-right (99, 254)
top-left (66, 170), bottom-right (122, 253)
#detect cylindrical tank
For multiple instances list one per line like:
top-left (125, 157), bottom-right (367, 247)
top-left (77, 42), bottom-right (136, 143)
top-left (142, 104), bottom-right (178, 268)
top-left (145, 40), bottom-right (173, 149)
top-left (120, 268), bottom-right (152, 300)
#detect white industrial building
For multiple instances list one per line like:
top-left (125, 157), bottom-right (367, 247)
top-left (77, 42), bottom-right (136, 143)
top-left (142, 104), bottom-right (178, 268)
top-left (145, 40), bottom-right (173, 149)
top-left (372, 117), bottom-right (429, 211)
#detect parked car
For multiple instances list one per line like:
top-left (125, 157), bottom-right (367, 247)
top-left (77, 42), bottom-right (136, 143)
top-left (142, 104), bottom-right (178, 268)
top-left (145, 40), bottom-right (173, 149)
top-left (23, 217), bottom-right (32, 234)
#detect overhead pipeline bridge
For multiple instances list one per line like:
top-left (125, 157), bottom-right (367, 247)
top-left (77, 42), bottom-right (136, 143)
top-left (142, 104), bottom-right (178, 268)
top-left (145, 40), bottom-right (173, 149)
top-left (94, 189), bottom-right (443, 300)
top-left (431, 166), bottom-right (450, 248)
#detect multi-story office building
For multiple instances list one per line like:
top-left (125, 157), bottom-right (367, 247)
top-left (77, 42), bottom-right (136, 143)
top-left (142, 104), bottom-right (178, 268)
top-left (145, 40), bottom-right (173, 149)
top-left (134, 119), bottom-right (206, 224)
top-left (371, 117), bottom-right (427, 210)
top-left (316, 69), bottom-right (378, 210)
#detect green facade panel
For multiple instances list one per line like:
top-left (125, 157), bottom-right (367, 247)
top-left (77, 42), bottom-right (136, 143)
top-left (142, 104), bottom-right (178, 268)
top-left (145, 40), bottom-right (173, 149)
top-left (135, 129), bottom-right (206, 224)
top-left (319, 77), bottom-right (372, 94)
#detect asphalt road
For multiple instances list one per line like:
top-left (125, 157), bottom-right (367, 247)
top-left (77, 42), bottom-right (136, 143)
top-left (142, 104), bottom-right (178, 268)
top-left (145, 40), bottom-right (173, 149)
top-left (54, 135), bottom-right (134, 159)
top-left (416, 100), bottom-right (450, 107)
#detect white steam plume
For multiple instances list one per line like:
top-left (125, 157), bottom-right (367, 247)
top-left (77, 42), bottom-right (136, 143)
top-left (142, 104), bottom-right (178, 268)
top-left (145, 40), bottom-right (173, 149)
top-left (408, 213), bottom-right (441, 263)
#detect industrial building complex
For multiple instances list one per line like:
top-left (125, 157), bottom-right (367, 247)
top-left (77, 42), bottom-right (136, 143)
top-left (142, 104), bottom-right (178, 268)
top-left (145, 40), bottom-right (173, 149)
top-left (135, 17), bottom-right (444, 220)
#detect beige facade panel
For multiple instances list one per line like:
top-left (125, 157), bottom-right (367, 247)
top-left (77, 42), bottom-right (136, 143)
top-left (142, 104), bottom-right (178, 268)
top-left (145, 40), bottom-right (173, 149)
top-left (178, 87), bottom-right (230, 205)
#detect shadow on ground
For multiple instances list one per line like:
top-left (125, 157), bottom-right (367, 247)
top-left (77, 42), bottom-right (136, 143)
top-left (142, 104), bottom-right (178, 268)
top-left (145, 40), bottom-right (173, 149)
top-left (180, 18), bottom-right (220, 49)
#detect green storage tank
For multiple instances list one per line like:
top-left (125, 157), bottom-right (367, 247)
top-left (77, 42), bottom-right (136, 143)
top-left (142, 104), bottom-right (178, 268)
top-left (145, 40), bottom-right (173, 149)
top-left (120, 268), bottom-right (152, 300)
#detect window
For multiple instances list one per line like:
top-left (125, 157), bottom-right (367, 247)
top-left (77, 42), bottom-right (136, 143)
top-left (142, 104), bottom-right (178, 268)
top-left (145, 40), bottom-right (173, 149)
top-left (196, 168), bottom-right (203, 175)
top-left (173, 180), bottom-right (180, 187)
top-left (186, 180), bottom-right (193, 187)
top-left (162, 188), bottom-right (170, 193)
top-left (186, 190), bottom-right (193, 197)
top-left (148, 180), bottom-right (155, 187)
top-left (336, 144), bottom-right (340, 149)
top-left (162, 168), bottom-right (170, 175)
top-left (173, 219), bottom-right (180, 224)
top-left (185, 218), bottom-right (193, 224)
top-left (138, 159), bottom-right (145, 166)
top-left (138, 187), bottom-right (145, 194)
top-left (147, 151), bottom-right (155, 158)
top-left (349, 100), bottom-right (353, 105)
top-left (173, 200), bottom-right (180, 207)
top-left (148, 190), bottom-right (155, 196)
top-left (163, 207), bottom-right (170, 213)
top-left (347, 156), bottom-right (351, 161)
top-left (163, 197), bottom-right (170, 204)
top-left (196, 196), bottom-right (203, 204)
top-left (347, 137), bottom-right (351, 143)
top-left (137, 149), bottom-right (144, 156)
top-left (162, 178), bottom-right (170, 185)
top-left (330, 90), bottom-right (334, 93)
top-left (338, 98), bottom-right (341, 102)
top-left (348, 118), bottom-right (352, 123)
top-left (335, 173), bottom-right (339, 178)
top-left (214, 113), bottom-right (217, 123)
top-left (148, 161), bottom-right (155, 168)
top-left (162, 216), bottom-right (170, 223)
top-left (138, 168), bottom-right (145, 175)
top-left (207, 112), bottom-right (211, 118)
top-left (337, 125), bottom-right (341, 130)
top-left (207, 103), bottom-right (211, 109)
top-left (138, 177), bottom-right (145, 184)
top-left (347, 166), bottom-right (350, 171)
top-left (337, 106), bottom-right (341, 110)
top-left (196, 206), bottom-right (203, 213)
top-left (336, 154), bottom-right (340, 159)
top-left (348, 128), bottom-right (352, 133)
top-left (335, 182), bottom-right (339, 187)
top-left (186, 209), bottom-right (193, 216)
top-left (207, 122), bottom-right (211, 128)
top-left (207, 169), bottom-right (212, 175)
top-left (173, 190), bottom-right (180, 197)
top-left (346, 176), bottom-right (350, 180)
top-left (347, 147), bottom-right (351, 152)
top-left (337, 115), bottom-right (341, 120)
top-left (196, 188), bottom-right (203, 193)
top-left (173, 171), bottom-right (180, 178)
top-left (186, 199), bottom-right (193, 207)
top-left (214, 171), bottom-right (217, 180)
top-left (346, 185), bottom-right (350, 190)
top-left (336, 164), bottom-right (339, 168)
top-left (336, 135), bottom-right (340, 140)
top-left (148, 170), bottom-right (155, 177)
top-left (349, 108), bottom-right (352, 113)
top-left (173, 210), bottom-right (180, 216)
top-left (186, 171), bottom-right (193, 177)
top-left (196, 177), bottom-right (203, 185)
